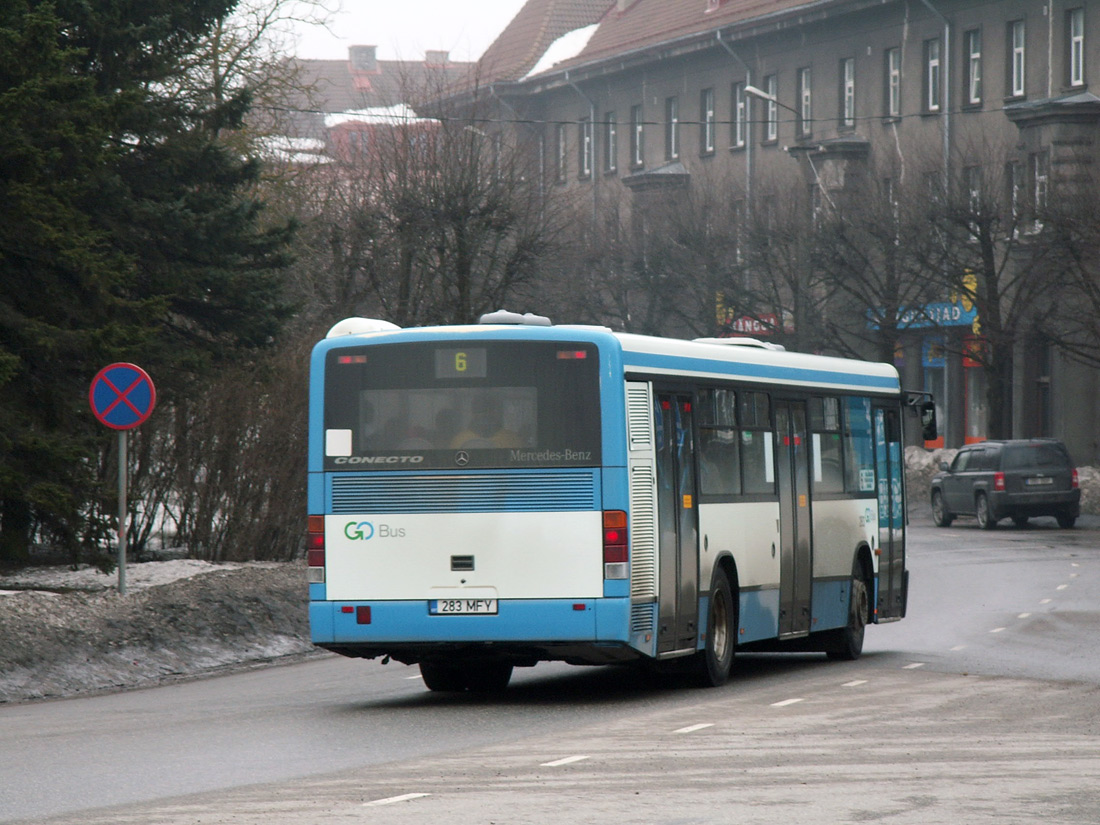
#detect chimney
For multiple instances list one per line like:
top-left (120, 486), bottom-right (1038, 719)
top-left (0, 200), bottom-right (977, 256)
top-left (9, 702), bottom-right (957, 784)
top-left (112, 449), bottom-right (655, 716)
top-left (425, 50), bottom-right (450, 67)
top-left (349, 45), bottom-right (377, 72)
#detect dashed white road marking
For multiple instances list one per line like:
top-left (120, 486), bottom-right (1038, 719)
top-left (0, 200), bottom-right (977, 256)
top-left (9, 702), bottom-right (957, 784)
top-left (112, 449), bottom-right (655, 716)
top-left (903, 663), bottom-right (925, 669)
top-left (990, 627), bottom-right (1007, 633)
top-left (842, 680), bottom-right (868, 687)
top-left (364, 793), bottom-right (430, 807)
top-left (541, 755), bottom-right (590, 767)
top-left (770, 698), bottom-right (805, 707)
top-left (674, 723), bottom-right (714, 734)
top-left (406, 675), bottom-right (424, 680)
top-left (950, 645), bottom-right (966, 651)
top-left (1040, 599), bottom-right (1052, 605)
top-left (1057, 584), bottom-right (1069, 591)
top-left (1018, 613), bottom-right (1031, 619)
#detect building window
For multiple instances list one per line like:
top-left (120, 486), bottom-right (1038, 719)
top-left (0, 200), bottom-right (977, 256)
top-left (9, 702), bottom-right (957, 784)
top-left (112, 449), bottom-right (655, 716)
top-left (885, 47), bottom-right (901, 118)
top-left (731, 81), bottom-right (746, 148)
top-left (924, 38), bottom-right (941, 112)
top-left (797, 67), bottom-right (812, 137)
top-left (1009, 20), bottom-right (1026, 97)
top-left (840, 57), bottom-right (855, 128)
top-left (1068, 8), bottom-right (1085, 87)
top-left (764, 74), bottom-right (778, 142)
top-left (555, 123), bottom-right (567, 182)
top-left (1030, 150), bottom-right (1049, 225)
top-left (700, 88), bottom-right (716, 154)
top-left (578, 117), bottom-right (592, 179)
top-left (965, 29), bottom-right (982, 104)
top-left (1005, 160), bottom-right (1023, 227)
top-left (604, 111), bottom-right (617, 173)
top-left (630, 105), bottom-right (644, 168)
top-left (665, 96), bottom-right (680, 160)
top-left (963, 165), bottom-right (982, 226)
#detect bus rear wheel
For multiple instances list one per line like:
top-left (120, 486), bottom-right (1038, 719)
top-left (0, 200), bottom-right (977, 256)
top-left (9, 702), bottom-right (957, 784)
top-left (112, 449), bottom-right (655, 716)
top-left (694, 572), bottom-right (736, 687)
top-left (466, 662), bottom-right (513, 693)
top-left (419, 661), bottom-right (468, 692)
top-left (825, 574), bottom-right (868, 661)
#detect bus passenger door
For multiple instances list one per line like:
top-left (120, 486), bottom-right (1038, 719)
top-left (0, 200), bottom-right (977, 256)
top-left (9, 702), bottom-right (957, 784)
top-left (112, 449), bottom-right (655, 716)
top-left (654, 393), bottom-right (699, 654)
top-left (775, 401), bottom-right (813, 637)
top-left (874, 407), bottom-right (907, 620)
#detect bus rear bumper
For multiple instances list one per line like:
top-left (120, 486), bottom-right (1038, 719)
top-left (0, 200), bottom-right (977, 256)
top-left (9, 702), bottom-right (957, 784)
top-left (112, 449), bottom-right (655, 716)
top-left (310, 597), bottom-right (632, 652)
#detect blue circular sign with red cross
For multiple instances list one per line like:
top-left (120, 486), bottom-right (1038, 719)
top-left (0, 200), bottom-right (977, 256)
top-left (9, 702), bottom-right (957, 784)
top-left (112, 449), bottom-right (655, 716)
top-left (89, 363), bottom-right (157, 430)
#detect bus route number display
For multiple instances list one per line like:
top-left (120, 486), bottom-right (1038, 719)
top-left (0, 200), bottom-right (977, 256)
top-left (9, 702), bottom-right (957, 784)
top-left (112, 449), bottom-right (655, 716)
top-left (435, 348), bottom-right (487, 379)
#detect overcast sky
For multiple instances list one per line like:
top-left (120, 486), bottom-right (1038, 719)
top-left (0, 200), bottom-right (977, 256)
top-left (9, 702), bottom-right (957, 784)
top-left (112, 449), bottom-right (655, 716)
top-left (292, 1), bottom-right (528, 62)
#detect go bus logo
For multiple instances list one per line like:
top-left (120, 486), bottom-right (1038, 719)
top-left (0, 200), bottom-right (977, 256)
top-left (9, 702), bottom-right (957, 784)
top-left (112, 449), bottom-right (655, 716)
top-left (343, 521), bottom-right (406, 541)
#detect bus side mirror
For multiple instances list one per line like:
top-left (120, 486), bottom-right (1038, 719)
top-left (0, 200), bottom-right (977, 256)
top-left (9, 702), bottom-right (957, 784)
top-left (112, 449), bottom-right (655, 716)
top-left (920, 401), bottom-right (937, 442)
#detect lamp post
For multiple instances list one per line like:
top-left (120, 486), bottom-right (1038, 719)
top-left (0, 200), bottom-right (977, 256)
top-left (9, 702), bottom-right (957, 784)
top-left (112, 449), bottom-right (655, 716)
top-left (743, 84), bottom-right (835, 211)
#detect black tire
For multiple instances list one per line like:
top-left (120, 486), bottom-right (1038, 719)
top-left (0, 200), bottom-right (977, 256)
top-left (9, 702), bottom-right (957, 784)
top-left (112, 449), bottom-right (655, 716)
top-left (419, 661), bottom-right (468, 692)
top-left (1012, 515), bottom-right (1029, 528)
top-left (975, 493), bottom-right (996, 530)
top-left (826, 574), bottom-right (868, 661)
top-left (1057, 512), bottom-right (1077, 529)
top-left (931, 490), bottom-right (954, 527)
top-left (466, 662), bottom-right (513, 693)
top-left (694, 571), bottom-right (736, 687)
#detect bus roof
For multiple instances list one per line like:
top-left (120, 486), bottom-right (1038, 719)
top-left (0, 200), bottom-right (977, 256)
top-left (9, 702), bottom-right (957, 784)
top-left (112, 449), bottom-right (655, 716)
top-left (316, 319), bottom-right (901, 396)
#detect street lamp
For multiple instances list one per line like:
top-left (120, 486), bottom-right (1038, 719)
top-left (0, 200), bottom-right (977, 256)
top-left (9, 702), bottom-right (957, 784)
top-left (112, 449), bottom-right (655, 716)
top-left (743, 85), bottom-right (835, 210)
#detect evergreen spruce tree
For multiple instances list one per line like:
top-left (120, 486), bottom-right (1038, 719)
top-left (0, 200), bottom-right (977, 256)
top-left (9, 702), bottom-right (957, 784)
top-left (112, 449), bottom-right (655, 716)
top-left (0, 0), bottom-right (292, 565)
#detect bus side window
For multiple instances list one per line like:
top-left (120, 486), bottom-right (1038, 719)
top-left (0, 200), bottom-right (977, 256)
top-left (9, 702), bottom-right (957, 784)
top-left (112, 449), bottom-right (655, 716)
top-left (697, 388), bottom-right (741, 496)
top-left (739, 391), bottom-right (774, 494)
top-left (809, 397), bottom-right (844, 493)
top-left (843, 396), bottom-right (875, 493)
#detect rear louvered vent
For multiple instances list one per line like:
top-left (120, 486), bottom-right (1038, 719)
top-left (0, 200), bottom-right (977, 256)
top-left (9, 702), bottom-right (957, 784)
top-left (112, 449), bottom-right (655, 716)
top-left (331, 471), bottom-right (599, 513)
top-left (626, 383), bottom-right (652, 449)
top-left (629, 464), bottom-right (657, 600)
top-left (631, 602), bottom-right (655, 633)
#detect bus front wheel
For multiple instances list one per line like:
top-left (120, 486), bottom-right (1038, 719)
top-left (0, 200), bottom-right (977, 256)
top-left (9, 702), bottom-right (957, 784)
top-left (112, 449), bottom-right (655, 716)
top-left (695, 572), bottom-right (736, 687)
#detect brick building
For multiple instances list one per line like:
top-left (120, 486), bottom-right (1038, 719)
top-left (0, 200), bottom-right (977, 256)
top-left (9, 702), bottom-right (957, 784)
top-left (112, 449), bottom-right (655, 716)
top-left (466, 0), bottom-right (1100, 462)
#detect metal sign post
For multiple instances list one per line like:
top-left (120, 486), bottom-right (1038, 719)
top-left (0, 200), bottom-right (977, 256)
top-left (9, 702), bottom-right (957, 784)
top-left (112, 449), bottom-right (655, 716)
top-left (89, 363), bottom-right (157, 595)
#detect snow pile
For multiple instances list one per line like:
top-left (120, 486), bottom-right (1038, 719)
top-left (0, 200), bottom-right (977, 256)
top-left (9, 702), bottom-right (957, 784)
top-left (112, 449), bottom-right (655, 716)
top-left (0, 561), bottom-right (314, 704)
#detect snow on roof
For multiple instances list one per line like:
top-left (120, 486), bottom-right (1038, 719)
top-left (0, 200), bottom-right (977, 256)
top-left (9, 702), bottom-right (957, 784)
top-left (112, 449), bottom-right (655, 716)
top-left (524, 23), bottom-right (599, 78)
top-left (255, 136), bottom-right (331, 165)
top-left (323, 103), bottom-right (435, 129)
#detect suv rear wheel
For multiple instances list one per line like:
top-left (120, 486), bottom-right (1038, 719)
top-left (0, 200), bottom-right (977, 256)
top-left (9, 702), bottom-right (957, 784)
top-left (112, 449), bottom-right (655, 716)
top-left (1057, 512), bottom-right (1077, 529)
top-left (975, 492), bottom-right (996, 530)
top-left (931, 490), bottom-right (953, 527)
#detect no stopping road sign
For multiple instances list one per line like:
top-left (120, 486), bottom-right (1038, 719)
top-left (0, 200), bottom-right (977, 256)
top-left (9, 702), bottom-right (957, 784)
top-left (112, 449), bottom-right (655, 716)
top-left (89, 363), bottom-right (156, 430)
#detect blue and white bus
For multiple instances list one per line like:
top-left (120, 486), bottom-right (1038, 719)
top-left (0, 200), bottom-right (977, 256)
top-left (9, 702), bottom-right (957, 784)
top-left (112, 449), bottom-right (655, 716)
top-left (306, 312), bottom-right (925, 691)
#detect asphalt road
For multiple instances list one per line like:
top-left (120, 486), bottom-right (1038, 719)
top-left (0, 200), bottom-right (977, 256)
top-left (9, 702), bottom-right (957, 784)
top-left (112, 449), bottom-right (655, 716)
top-left (4, 518), bottom-right (1100, 824)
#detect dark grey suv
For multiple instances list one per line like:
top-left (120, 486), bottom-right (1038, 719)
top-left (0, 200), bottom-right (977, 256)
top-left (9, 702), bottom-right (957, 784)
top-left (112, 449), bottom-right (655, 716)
top-left (930, 439), bottom-right (1080, 529)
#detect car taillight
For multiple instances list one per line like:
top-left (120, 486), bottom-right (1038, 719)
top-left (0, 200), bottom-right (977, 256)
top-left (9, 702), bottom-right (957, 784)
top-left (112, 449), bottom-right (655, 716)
top-left (603, 510), bottom-right (628, 579)
top-left (307, 515), bottom-right (325, 583)
top-left (993, 472), bottom-right (1005, 492)
top-left (1073, 468), bottom-right (1079, 489)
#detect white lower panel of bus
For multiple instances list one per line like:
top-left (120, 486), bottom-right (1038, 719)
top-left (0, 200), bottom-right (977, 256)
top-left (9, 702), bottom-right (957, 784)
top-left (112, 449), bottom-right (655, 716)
top-left (324, 512), bottom-right (603, 602)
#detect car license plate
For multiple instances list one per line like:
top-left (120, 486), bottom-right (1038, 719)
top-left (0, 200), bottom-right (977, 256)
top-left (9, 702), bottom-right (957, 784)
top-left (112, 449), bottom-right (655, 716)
top-left (1026, 476), bottom-right (1054, 486)
top-left (429, 599), bottom-right (498, 615)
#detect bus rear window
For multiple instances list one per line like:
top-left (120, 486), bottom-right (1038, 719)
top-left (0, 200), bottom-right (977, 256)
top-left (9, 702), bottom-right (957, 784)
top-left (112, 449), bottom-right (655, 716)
top-left (323, 341), bottom-right (601, 470)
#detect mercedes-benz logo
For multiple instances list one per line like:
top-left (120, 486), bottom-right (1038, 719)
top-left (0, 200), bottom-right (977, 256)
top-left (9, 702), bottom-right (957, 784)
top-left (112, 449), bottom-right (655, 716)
top-left (454, 450), bottom-right (470, 466)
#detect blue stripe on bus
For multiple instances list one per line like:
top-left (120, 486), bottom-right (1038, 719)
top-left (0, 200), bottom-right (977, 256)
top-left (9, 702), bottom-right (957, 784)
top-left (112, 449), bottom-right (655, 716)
top-left (309, 598), bottom-right (633, 645)
top-left (623, 352), bottom-right (899, 390)
top-left (812, 579), bottom-right (851, 630)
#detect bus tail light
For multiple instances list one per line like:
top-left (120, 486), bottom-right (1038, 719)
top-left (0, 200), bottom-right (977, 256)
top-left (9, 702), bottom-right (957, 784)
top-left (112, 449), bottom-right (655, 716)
top-left (307, 516), bottom-right (325, 583)
top-left (993, 472), bottom-right (1005, 492)
top-left (603, 510), bottom-right (628, 579)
